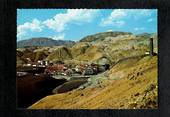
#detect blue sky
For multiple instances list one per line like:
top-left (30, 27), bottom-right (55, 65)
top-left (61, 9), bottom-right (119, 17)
top-left (17, 9), bottom-right (157, 41)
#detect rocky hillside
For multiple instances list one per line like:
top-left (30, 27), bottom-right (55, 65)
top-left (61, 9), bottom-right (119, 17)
top-left (29, 56), bottom-right (158, 109)
top-left (17, 37), bottom-right (75, 48)
top-left (17, 31), bottom-right (158, 109)
top-left (80, 31), bottom-right (132, 42)
top-left (46, 46), bottom-right (72, 62)
top-left (17, 31), bottom-right (157, 67)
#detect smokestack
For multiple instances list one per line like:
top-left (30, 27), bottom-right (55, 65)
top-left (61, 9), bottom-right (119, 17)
top-left (149, 38), bottom-right (154, 56)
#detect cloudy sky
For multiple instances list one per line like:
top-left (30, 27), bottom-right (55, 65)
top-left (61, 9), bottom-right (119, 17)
top-left (17, 9), bottom-right (157, 41)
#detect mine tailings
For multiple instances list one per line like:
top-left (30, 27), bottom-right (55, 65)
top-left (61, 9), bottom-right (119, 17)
top-left (17, 72), bottom-right (67, 108)
top-left (17, 66), bottom-right (88, 108)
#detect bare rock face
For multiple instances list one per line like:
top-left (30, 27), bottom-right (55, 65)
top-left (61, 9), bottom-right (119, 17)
top-left (17, 37), bottom-right (75, 48)
top-left (16, 49), bottom-right (49, 67)
top-left (17, 50), bottom-right (27, 67)
top-left (52, 79), bottom-right (87, 94)
top-left (46, 46), bottom-right (72, 62)
top-left (95, 57), bottom-right (111, 65)
top-left (17, 31), bottom-right (158, 109)
top-left (34, 51), bottom-right (48, 62)
top-left (17, 74), bottom-right (66, 108)
top-left (17, 57), bottom-right (27, 67)
top-left (19, 49), bottom-right (36, 62)
top-left (80, 31), bottom-right (133, 42)
top-left (71, 42), bottom-right (91, 58)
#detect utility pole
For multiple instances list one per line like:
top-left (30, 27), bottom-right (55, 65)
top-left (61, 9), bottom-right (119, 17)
top-left (149, 38), bottom-right (154, 57)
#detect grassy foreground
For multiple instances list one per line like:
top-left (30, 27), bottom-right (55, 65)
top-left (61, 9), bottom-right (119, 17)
top-left (29, 55), bottom-right (157, 109)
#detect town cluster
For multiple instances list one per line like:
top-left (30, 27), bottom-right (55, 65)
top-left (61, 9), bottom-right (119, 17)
top-left (21, 59), bottom-right (110, 77)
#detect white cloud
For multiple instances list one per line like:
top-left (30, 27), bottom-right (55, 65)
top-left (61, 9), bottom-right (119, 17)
top-left (17, 19), bottom-right (43, 39)
top-left (43, 9), bottom-right (99, 32)
top-left (100, 9), bottom-right (126, 27)
top-left (50, 33), bottom-right (65, 40)
top-left (127, 9), bottom-right (153, 17)
top-left (17, 29), bottom-right (27, 39)
top-left (134, 27), bottom-right (145, 31)
top-left (103, 20), bottom-right (125, 27)
top-left (17, 9), bottom-right (99, 40)
top-left (100, 9), bottom-right (153, 27)
top-left (110, 9), bottom-right (127, 19)
top-left (107, 29), bottom-right (113, 32)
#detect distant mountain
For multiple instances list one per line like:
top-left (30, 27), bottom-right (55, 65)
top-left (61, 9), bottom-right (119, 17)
top-left (136, 33), bottom-right (156, 38)
top-left (17, 37), bottom-right (75, 48)
top-left (79, 31), bottom-right (133, 42)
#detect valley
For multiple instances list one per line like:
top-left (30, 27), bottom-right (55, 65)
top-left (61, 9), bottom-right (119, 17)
top-left (16, 31), bottom-right (158, 109)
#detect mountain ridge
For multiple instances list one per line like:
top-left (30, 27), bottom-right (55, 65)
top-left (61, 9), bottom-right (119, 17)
top-left (17, 37), bottom-right (75, 48)
top-left (79, 31), bottom-right (133, 42)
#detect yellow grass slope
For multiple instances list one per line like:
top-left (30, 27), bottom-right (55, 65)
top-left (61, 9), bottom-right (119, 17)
top-left (29, 55), bottom-right (157, 109)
